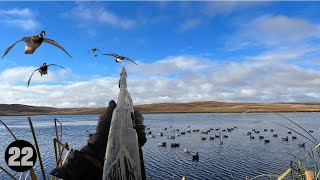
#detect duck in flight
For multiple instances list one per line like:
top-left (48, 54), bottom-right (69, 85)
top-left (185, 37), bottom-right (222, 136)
top-left (103, 53), bottom-right (138, 66)
top-left (27, 63), bottom-right (68, 88)
top-left (2, 31), bottom-right (72, 59)
top-left (88, 48), bottom-right (101, 54)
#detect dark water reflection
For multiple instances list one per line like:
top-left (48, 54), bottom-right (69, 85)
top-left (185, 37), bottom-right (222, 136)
top-left (0, 113), bottom-right (319, 179)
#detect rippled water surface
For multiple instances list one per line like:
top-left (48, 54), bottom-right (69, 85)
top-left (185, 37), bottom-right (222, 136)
top-left (0, 113), bottom-right (319, 179)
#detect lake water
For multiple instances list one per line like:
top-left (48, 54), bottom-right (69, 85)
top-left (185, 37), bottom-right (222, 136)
top-left (0, 113), bottom-right (319, 180)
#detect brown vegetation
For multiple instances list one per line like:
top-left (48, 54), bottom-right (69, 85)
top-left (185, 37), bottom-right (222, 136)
top-left (0, 101), bottom-right (319, 116)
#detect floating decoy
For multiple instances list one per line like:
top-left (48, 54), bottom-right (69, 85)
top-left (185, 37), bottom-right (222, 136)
top-left (192, 152), bottom-right (199, 161)
top-left (299, 143), bottom-right (305, 147)
top-left (201, 137), bottom-right (206, 140)
top-left (181, 132), bottom-right (186, 135)
top-left (264, 139), bottom-right (270, 143)
top-left (210, 128), bottom-right (214, 130)
top-left (288, 131), bottom-right (292, 134)
top-left (103, 53), bottom-right (138, 66)
top-left (158, 132), bottom-right (163, 136)
top-left (264, 129), bottom-right (268, 131)
top-left (147, 131), bottom-right (152, 135)
top-left (247, 132), bottom-right (252, 135)
top-left (210, 137), bottom-right (214, 140)
top-left (176, 129), bottom-right (180, 131)
top-left (270, 129), bottom-right (274, 132)
top-left (149, 135), bottom-right (155, 138)
top-left (207, 130), bottom-right (211, 133)
top-left (250, 136), bottom-right (255, 139)
top-left (222, 129), bottom-right (226, 132)
top-left (255, 131), bottom-right (260, 134)
top-left (273, 134), bottom-right (278, 137)
top-left (215, 135), bottom-right (220, 138)
top-left (227, 129), bottom-right (232, 132)
top-left (146, 128), bottom-right (150, 130)
top-left (234, 126), bottom-right (237, 129)
top-left (163, 128), bottom-right (167, 130)
top-left (171, 143), bottom-right (179, 147)
top-left (188, 126), bottom-right (191, 128)
top-left (292, 136), bottom-right (297, 140)
top-left (196, 129), bottom-right (200, 132)
top-left (175, 134), bottom-right (180, 137)
top-left (158, 142), bottom-right (166, 147)
top-left (2, 31), bottom-right (72, 59)
top-left (282, 136), bottom-right (289, 141)
top-left (223, 135), bottom-right (228, 138)
top-left (259, 136), bottom-right (264, 139)
top-left (201, 131), bottom-right (208, 134)
top-left (187, 130), bottom-right (191, 133)
top-left (88, 48), bottom-right (101, 53)
top-left (215, 128), bottom-right (220, 131)
top-left (309, 130), bottom-right (314, 133)
top-left (231, 128), bottom-right (234, 130)
top-left (252, 129), bottom-right (256, 131)
top-left (184, 148), bottom-right (191, 153)
top-left (169, 136), bottom-right (175, 139)
top-left (27, 63), bottom-right (68, 87)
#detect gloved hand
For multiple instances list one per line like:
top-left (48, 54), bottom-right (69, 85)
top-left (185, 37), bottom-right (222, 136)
top-left (133, 109), bottom-right (147, 147)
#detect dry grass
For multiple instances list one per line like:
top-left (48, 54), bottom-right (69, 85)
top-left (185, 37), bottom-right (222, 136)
top-left (0, 101), bottom-right (319, 115)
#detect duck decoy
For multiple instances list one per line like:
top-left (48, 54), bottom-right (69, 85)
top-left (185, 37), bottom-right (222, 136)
top-left (309, 130), bottom-right (314, 133)
top-left (210, 128), bottom-right (214, 130)
top-left (88, 48), bottom-right (101, 53)
top-left (187, 130), bottom-right (191, 133)
top-left (264, 129), bottom-right (268, 131)
top-left (292, 136), bottom-right (297, 140)
top-left (234, 126), bottom-right (237, 129)
top-left (270, 129), bottom-right (274, 132)
top-left (196, 129), bottom-right (200, 132)
top-left (163, 128), bottom-right (167, 130)
top-left (169, 136), bottom-right (175, 139)
top-left (175, 133), bottom-right (180, 137)
top-left (201, 137), bottom-right (206, 140)
top-left (103, 53), bottom-right (138, 66)
top-left (264, 139), bottom-right (270, 143)
top-left (255, 131), bottom-right (260, 134)
top-left (158, 132), bottom-right (163, 136)
top-left (181, 132), bottom-right (186, 135)
top-left (247, 132), bottom-right (252, 135)
top-left (147, 131), bottom-right (152, 135)
top-left (27, 63), bottom-right (68, 87)
top-left (188, 126), bottom-right (191, 128)
top-left (223, 135), bottom-right (228, 138)
top-left (299, 143), bottom-right (305, 147)
top-left (227, 129), bottom-right (232, 132)
top-left (222, 129), bottom-right (226, 132)
top-left (282, 136), bottom-right (289, 141)
top-left (158, 142), bottom-right (166, 147)
top-left (215, 135), bottom-right (220, 138)
top-left (210, 137), bottom-right (214, 140)
top-left (215, 128), bottom-right (220, 131)
top-left (192, 130), bottom-right (197, 132)
top-left (146, 128), bottom-right (150, 130)
top-left (149, 135), bottom-right (155, 138)
top-left (252, 129), bottom-right (256, 132)
top-left (273, 134), bottom-right (277, 137)
top-left (259, 136), bottom-right (264, 139)
top-left (171, 143), bottom-right (180, 147)
top-left (2, 31), bottom-right (72, 59)
top-left (288, 131), bottom-right (292, 134)
top-left (192, 152), bottom-right (199, 161)
top-left (184, 148), bottom-right (191, 153)
top-left (250, 135), bottom-right (255, 139)
top-left (176, 129), bottom-right (180, 131)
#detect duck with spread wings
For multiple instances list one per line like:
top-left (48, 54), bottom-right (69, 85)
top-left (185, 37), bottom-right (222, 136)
top-left (27, 63), bottom-right (68, 87)
top-left (103, 53), bottom-right (138, 66)
top-left (2, 31), bottom-right (72, 59)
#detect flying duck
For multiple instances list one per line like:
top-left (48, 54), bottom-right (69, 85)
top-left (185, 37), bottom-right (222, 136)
top-left (2, 31), bottom-right (72, 59)
top-left (88, 48), bottom-right (101, 53)
top-left (27, 63), bottom-right (68, 87)
top-left (103, 53), bottom-right (138, 66)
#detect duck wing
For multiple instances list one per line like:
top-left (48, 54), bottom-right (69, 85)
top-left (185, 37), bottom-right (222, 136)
top-left (27, 68), bottom-right (39, 88)
top-left (123, 57), bottom-right (139, 66)
top-left (2, 37), bottom-right (31, 59)
top-left (47, 64), bottom-right (68, 71)
top-left (103, 53), bottom-right (120, 58)
top-left (42, 38), bottom-right (72, 58)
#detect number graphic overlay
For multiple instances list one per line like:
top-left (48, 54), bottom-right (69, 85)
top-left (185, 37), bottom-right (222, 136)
top-left (5, 140), bottom-right (37, 172)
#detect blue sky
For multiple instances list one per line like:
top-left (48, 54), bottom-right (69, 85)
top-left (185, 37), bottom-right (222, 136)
top-left (0, 1), bottom-right (319, 107)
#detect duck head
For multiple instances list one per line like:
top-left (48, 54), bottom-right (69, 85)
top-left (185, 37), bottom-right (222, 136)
top-left (39, 31), bottom-right (46, 37)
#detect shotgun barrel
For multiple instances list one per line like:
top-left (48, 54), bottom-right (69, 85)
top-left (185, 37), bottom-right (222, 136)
top-left (103, 67), bottom-right (142, 180)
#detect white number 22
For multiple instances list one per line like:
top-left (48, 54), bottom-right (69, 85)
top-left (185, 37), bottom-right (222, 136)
top-left (8, 147), bottom-right (33, 166)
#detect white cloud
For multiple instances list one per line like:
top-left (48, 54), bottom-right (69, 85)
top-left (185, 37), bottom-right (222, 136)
top-left (0, 54), bottom-right (319, 108)
top-left (179, 18), bottom-right (202, 31)
top-left (66, 3), bottom-right (136, 30)
top-left (0, 8), bottom-right (39, 30)
top-left (229, 15), bottom-right (320, 49)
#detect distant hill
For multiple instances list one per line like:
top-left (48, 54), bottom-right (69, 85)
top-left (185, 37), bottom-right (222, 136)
top-left (0, 101), bottom-right (319, 116)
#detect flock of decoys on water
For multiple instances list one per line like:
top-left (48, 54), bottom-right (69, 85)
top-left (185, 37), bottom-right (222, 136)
top-left (146, 125), bottom-right (238, 162)
top-left (146, 125), bottom-right (315, 162)
top-left (2, 30), bottom-right (139, 87)
top-left (246, 128), bottom-right (312, 147)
